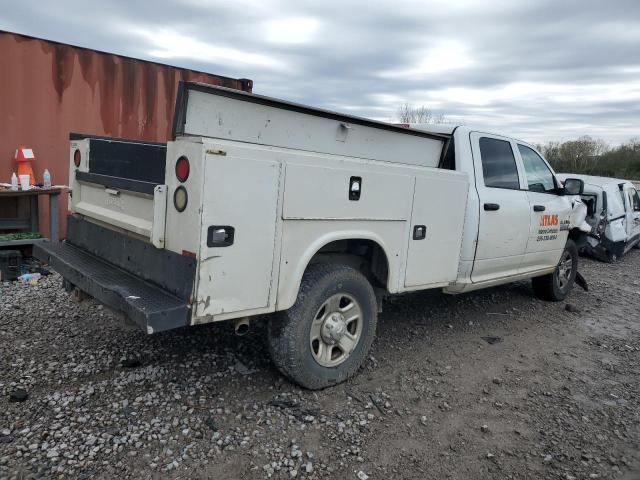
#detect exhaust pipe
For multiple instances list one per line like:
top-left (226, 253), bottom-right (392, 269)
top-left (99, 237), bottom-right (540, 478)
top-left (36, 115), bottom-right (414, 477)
top-left (233, 317), bottom-right (250, 336)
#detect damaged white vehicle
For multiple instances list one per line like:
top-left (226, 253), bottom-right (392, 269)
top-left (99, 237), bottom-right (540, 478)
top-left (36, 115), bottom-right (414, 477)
top-left (558, 174), bottom-right (640, 262)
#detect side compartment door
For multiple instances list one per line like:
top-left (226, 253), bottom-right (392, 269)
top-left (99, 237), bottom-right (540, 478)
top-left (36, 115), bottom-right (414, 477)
top-left (470, 133), bottom-right (530, 283)
top-left (404, 171), bottom-right (469, 288)
top-left (516, 143), bottom-right (571, 272)
top-left (196, 153), bottom-right (281, 317)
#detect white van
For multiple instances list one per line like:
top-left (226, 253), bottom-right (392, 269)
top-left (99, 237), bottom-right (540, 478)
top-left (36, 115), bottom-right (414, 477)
top-left (558, 174), bottom-right (640, 262)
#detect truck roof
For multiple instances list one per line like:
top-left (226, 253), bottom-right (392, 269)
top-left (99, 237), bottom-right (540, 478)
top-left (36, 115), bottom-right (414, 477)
top-left (557, 173), bottom-right (631, 189)
top-left (404, 124), bottom-right (536, 149)
top-left (402, 123), bottom-right (459, 135)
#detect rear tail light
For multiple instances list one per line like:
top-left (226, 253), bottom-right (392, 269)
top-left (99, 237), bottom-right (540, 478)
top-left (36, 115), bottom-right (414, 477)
top-left (174, 186), bottom-right (188, 212)
top-left (175, 156), bottom-right (190, 182)
top-left (73, 149), bottom-right (81, 167)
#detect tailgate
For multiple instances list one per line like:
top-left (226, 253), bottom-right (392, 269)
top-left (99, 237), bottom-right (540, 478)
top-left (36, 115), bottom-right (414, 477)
top-left (69, 135), bottom-right (168, 246)
top-left (34, 215), bottom-right (197, 333)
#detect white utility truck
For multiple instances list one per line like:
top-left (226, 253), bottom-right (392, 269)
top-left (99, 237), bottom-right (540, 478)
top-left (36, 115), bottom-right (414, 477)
top-left (35, 82), bottom-right (590, 389)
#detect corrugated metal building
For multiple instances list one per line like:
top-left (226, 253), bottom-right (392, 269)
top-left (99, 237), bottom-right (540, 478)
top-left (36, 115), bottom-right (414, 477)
top-left (0, 30), bottom-right (252, 237)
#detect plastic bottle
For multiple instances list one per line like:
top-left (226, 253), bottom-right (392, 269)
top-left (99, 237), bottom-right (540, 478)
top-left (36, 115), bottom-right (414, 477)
top-left (11, 172), bottom-right (18, 191)
top-left (43, 169), bottom-right (51, 189)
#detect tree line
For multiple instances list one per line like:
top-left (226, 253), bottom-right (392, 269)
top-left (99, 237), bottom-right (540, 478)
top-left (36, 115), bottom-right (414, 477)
top-left (535, 136), bottom-right (640, 180)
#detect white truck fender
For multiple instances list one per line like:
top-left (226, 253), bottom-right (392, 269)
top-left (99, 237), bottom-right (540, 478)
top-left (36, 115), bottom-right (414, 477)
top-left (276, 229), bottom-right (396, 311)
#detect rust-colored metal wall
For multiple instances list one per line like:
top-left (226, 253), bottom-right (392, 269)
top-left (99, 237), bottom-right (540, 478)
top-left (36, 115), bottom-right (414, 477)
top-left (0, 30), bottom-right (252, 238)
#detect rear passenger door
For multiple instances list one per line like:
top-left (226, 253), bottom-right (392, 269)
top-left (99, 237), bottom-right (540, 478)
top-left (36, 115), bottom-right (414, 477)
top-left (516, 144), bottom-right (571, 273)
top-left (470, 133), bottom-right (530, 283)
top-left (625, 186), bottom-right (640, 242)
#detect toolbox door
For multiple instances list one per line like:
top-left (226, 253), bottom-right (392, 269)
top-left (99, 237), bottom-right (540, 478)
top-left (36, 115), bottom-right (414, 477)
top-left (404, 171), bottom-right (468, 288)
top-left (195, 153), bottom-right (281, 317)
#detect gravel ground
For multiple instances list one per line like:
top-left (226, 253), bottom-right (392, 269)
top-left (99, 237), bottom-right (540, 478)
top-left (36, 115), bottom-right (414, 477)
top-left (1, 252), bottom-right (639, 479)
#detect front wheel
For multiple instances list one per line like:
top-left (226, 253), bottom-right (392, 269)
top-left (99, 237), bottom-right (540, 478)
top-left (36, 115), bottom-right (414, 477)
top-left (268, 263), bottom-right (377, 390)
top-left (532, 239), bottom-right (578, 301)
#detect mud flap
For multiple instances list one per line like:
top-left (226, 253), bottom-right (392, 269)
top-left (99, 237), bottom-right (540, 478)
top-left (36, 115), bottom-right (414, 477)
top-left (575, 271), bottom-right (588, 292)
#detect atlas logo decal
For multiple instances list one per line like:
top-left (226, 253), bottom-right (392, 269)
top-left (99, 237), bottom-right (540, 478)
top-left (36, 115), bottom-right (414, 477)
top-left (539, 214), bottom-right (559, 226)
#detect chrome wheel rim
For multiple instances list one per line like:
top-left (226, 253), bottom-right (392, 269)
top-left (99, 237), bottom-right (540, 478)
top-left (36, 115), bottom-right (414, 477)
top-left (556, 250), bottom-right (573, 290)
top-left (310, 293), bottom-right (363, 367)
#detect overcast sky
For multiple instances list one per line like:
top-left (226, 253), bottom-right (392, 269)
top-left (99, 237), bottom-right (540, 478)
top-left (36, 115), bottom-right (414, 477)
top-left (2, 0), bottom-right (639, 144)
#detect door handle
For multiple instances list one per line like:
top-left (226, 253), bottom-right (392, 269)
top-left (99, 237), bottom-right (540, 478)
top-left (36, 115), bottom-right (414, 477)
top-left (413, 225), bottom-right (426, 240)
top-left (533, 205), bottom-right (546, 212)
top-left (484, 203), bottom-right (500, 211)
top-left (207, 225), bottom-right (235, 247)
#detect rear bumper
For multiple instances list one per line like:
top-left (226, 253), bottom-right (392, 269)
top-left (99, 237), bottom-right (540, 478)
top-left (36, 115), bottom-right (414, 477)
top-left (34, 241), bottom-right (191, 333)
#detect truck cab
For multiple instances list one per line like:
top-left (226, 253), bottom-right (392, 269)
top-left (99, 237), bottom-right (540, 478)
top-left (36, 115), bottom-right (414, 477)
top-left (408, 124), bottom-right (590, 293)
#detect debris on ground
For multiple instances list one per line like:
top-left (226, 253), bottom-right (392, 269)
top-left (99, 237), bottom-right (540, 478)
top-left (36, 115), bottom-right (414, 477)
top-left (481, 336), bottom-right (502, 345)
top-left (1, 253), bottom-right (639, 479)
top-left (565, 303), bottom-right (581, 313)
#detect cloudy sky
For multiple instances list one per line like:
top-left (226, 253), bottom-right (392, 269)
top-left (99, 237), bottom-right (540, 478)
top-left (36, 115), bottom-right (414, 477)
top-left (2, 0), bottom-right (639, 144)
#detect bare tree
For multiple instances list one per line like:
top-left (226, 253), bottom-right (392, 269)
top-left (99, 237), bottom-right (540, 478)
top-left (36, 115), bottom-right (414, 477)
top-left (558, 136), bottom-right (608, 172)
top-left (537, 141), bottom-right (562, 164)
top-left (397, 103), bottom-right (446, 124)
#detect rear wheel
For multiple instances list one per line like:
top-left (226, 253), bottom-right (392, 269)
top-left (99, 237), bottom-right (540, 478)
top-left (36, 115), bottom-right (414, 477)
top-left (532, 239), bottom-right (578, 301)
top-left (268, 263), bottom-right (377, 390)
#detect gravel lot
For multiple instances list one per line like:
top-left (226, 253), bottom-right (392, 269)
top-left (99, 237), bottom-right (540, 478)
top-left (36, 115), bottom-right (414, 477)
top-left (1, 252), bottom-right (639, 479)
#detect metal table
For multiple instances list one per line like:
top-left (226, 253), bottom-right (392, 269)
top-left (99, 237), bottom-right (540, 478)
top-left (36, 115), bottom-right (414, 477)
top-left (0, 187), bottom-right (65, 247)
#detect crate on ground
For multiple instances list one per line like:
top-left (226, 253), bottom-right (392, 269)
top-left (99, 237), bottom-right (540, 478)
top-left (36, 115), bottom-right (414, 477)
top-left (0, 249), bottom-right (22, 281)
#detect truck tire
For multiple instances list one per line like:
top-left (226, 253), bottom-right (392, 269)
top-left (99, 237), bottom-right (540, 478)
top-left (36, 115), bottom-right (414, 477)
top-left (268, 263), bottom-right (377, 390)
top-left (532, 239), bottom-right (578, 301)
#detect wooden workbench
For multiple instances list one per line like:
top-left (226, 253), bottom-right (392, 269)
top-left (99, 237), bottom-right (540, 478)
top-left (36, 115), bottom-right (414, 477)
top-left (0, 186), bottom-right (66, 247)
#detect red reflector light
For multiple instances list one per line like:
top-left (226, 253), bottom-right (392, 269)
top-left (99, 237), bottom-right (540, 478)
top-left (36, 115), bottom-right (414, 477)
top-left (181, 250), bottom-right (196, 258)
top-left (73, 149), bottom-right (81, 167)
top-left (175, 156), bottom-right (190, 182)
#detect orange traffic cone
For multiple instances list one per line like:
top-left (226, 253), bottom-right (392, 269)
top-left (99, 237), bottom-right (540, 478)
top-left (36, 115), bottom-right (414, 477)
top-left (15, 146), bottom-right (36, 185)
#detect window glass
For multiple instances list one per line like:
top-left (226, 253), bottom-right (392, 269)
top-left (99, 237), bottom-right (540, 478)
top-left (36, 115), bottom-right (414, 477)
top-left (479, 137), bottom-right (520, 189)
top-left (581, 194), bottom-right (597, 217)
top-left (518, 144), bottom-right (556, 193)
top-left (630, 188), bottom-right (640, 211)
top-left (618, 187), bottom-right (626, 208)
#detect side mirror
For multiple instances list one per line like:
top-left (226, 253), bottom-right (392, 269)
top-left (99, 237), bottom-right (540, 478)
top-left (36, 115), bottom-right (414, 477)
top-left (562, 178), bottom-right (584, 195)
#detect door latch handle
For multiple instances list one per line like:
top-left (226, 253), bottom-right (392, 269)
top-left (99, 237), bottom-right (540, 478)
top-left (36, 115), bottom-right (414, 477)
top-left (413, 225), bottom-right (427, 240)
top-left (533, 205), bottom-right (546, 212)
top-left (484, 203), bottom-right (500, 211)
top-left (349, 176), bottom-right (362, 201)
top-left (207, 225), bottom-right (235, 247)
